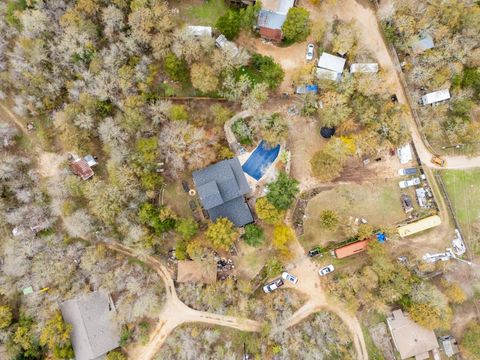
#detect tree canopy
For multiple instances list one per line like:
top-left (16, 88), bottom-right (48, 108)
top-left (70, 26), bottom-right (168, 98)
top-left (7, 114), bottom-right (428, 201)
top-left (282, 7), bottom-right (311, 43)
top-left (266, 172), bottom-right (299, 210)
top-left (205, 217), bottom-right (238, 251)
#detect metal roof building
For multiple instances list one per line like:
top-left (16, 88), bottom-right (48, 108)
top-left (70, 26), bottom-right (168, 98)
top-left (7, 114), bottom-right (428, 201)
top-left (412, 33), bottom-right (435, 53)
top-left (421, 89), bottom-right (451, 105)
top-left (387, 309), bottom-right (439, 360)
top-left (316, 52), bottom-right (346, 81)
top-left (257, 0), bottom-right (296, 42)
top-left (350, 63), bottom-right (379, 73)
top-left (60, 291), bottom-right (120, 360)
top-left (186, 25), bottom-right (212, 37)
top-left (397, 215), bottom-right (442, 238)
top-left (192, 158), bottom-right (253, 227)
top-left (70, 158), bottom-right (94, 180)
top-left (334, 239), bottom-right (370, 259)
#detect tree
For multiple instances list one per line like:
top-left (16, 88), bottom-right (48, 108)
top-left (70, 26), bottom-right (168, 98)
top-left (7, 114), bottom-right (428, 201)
top-left (216, 10), bottom-right (241, 40)
top-left (408, 302), bottom-right (451, 330)
top-left (175, 218), bottom-right (198, 241)
top-left (242, 82), bottom-right (269, 112)
top-left (40, 312), bottom-right (74, 360)
top-left (0, 305), bottom-right (13, 329)
top-left (273, 224), bottom-right (294, 252)
top-left (163, 53), bottom-right (189, 83)
top-left (190, 63), bottom-right (219, 93)
top-left (255, 197), bottom-right (285, 224)
top-left (332, 21), bottom-right (357, 56)
top-left (205, 218), bottom-right (238, 251)
top-left (169, 104), bottom-right (188, 121)
top-left (282, 7), bottom-right (311, 44)
top-left (265, 258), bottom-right (283, 279)
top-left (243, 224), bottom-right (264, 247)
top-left (462, 321), bottom-right (480, 360)
top-left (310, 138), bottom-right (350, 181)
top-left (357, 223), bottom-right (374, 240)
top-left (319, 210), bottom-right (339, 231)
top-left (251, 54), bottom-right (285, 90)
top-left (441, 280), bottom-right (467, 304)
top-left (9, 316), bottom-right (41, 359)
top-left (266, 172), bottom-right (299, 210)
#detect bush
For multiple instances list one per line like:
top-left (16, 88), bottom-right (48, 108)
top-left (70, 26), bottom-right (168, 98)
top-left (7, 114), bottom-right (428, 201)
top-left (264, 258), bottom-right (283, 279)
top-left (163, 53), bottom-right (189, 83)
top-left (266, 172), bottom-right (299, 210)
top-left (205, 217), bottom-right (238, 251)
top-left (175, 218), bottom-right (198, 241)
top-left (319, 210), bottom-right (339, 231)
top-left (282, 7), bottom-right (311, 44)
top-left (243, 224), bottom-right (264, 247)
top-left (216, 10), bottom-right (241, 40)
top-left (231, 118), bottom-right (253, 145)
top-left (169, 105), bottom-right (189, 121)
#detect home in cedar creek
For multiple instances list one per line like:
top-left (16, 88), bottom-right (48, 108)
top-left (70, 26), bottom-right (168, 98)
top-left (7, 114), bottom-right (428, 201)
top-left (192, 158), bottom-right (253, 227)
top-left (257, 0), bottom-right (297, 42)
top-left (60, 291), bottom-right (120, 360)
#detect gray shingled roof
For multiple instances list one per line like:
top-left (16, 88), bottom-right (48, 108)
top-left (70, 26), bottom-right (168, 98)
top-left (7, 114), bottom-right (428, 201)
top-left (192, 158), bottom-right (253, 226)
top-left (60, 291), bottom-right (120, 360)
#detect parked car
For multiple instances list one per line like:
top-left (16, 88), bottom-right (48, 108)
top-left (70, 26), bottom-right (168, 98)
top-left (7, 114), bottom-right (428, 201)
top-left (308, 246), bottom-right (324, 257)
top-left (399, 177), bottom-right (421, 189)
top-left (318, 265), bottom-right (335, 276)
top-left (306, 43), bottom-right (315, 61)
top-left (263, 278), bottom-right (284, 293)
top-left (401, 194), bottom-right (413, 213)
top-left (282, 272), bottom-right (298, 284)
top-left (398, 168), bottom-right (418, 176)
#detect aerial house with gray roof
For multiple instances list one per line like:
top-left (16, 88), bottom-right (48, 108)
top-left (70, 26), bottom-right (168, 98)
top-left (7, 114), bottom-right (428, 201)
top-left (60, 291), bottom-right (120, 360)
top-left (192, 158), bottom-right (253, 227)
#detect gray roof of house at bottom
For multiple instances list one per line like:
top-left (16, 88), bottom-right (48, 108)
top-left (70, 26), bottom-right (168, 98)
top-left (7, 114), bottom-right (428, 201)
top-left (60, 291), bottom-right (120, 360)
top-left (192, 158), bottom-right (253, 227)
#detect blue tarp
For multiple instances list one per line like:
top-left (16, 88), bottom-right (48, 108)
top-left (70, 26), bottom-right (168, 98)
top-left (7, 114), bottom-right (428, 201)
top-left (242, 140), bottom-right (280, 181)
top-left (295, 84), bottom-right (319, 94)
top-left (376, 232), bottom-right (386, 243)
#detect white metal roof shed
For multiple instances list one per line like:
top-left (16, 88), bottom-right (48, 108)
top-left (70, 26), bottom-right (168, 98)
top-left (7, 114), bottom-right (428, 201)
top-left (350, 63), bottom-right (379, 73)
top-left (397, 144), bottom-right (412, 164)
top-left (421, 89), bottom-right (451, 105)
top-left (186, 25), bottom-right (212, 37)
top-left (317, 52), bottom-right (346, 74)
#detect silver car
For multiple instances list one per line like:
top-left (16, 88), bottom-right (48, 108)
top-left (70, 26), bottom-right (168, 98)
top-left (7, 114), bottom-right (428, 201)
top-left (306, 43), bottom-right (315, 61)
top-left (318, 265), bottom-right (335, 276)
top-left (282, 271), bottom-right (298, 284)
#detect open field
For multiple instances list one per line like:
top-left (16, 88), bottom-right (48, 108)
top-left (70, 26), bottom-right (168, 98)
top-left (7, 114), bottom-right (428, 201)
top-left (441, 169), bottom-right (480, 254)
top-left (175, 0), bottom-right (228, 27)
top-left (302, 181), bottom-right (405, 250)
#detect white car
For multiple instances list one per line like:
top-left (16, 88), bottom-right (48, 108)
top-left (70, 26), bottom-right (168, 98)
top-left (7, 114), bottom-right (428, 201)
top-left (263, 278), bottom-right (284, 293)
top-left (282, 271), bottom-right (298, 284)
top-left (399, 177), bottom-right (421, 189)
top-left (306, 43), bottom-right (315, 61)
top-left (318, 265), bottom-right (335, 276)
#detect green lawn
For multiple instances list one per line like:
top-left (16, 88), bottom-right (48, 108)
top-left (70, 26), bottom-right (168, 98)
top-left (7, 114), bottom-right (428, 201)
top-left (301, 181), bottom-right (405, 250)
top-left (441, 170), bottom-right (480, 253)
top-left (184, 0), bottom-right (228, 26)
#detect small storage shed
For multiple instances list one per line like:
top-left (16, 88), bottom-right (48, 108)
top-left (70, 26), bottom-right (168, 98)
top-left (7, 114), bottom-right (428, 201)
top-left (421, 89), bottom-right (450, 106)
top-left (350, 63), bottom-right (379, 73)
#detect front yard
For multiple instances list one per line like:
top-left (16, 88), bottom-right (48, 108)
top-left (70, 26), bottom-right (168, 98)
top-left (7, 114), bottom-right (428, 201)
top-left (301, 181), bottom-right (406, 250)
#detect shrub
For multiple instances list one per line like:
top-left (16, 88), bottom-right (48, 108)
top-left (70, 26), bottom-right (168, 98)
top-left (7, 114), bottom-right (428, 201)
top-left (266, 172), bottom-right (299, 210)
top-left (255, 197), bottom-right (285, 224)
top-left (243, 224), bottom-right (264, 247)
top-left (282, 7), bottom-right (311, 43)
top-left (216, 10), bottom-right (241, 40)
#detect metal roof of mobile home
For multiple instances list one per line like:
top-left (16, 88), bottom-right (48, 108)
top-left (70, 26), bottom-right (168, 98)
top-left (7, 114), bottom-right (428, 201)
top-left (421, 89), bottom-right (450, 105)
top-left (350, 63), bottom-right (379, 73)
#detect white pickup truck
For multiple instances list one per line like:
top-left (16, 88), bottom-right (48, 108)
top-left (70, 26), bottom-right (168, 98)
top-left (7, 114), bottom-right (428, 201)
top-left (399, 177), bottom-right (421, 189)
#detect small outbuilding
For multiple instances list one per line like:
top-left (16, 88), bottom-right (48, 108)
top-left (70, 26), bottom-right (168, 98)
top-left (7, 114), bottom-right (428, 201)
top-left (350, 63), bottom-right (379, 73)
top-left (186, 25), bottom-right (212, 37)
top-left (411, 33), bottom-right (435, 53)
top-left (387, 309), bottom-right (439, 360)
top-left (257, 0), bottom-right (296, 42)
top-left (421, 89), bottom-right (450, 106)
top-left (215, 34), bottom-right (239, 57)
top-left (316, 52), bottom-right (346, 81)
top-left (439, 335), bottom-right (459, 358)
top-left (397, 144), bottom-right (413, 164)
top-left (334, 240), bottom-right (370, 259)
top-left (177, 260), bottom-right (217, 284)
top-left (60, 291), bottom-right (120, 360)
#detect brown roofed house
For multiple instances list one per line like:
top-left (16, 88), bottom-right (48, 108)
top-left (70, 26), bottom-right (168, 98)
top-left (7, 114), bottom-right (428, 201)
top-left (334, 239), bottom-right (370, 259)
top-left (387, 309), bottom-right (440, 360)
top-left (177, 260), bottom-right (217, 284)
top-left (70, 158), bottom-right (94, 180)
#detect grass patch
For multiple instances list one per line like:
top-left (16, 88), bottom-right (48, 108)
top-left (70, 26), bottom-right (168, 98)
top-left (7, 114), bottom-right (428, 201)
top-left (302, 181), bottom-right (405, 250)
top-left (362, 325), bottom-right (386, 360)
top-left (441, 169), bottom-right (480, 253)
top-left (185, 0), bottom-right (228, 26)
